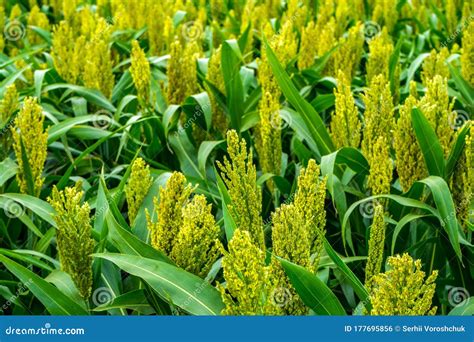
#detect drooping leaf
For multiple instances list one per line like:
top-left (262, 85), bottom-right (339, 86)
top-left (94, 253), bottom-right (225, 315)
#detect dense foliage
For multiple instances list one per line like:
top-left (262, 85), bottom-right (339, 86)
top-left (0, 0), bottom-right (473, 316)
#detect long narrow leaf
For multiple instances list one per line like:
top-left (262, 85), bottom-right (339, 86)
top-left (94, 253), bottom-right (224, 315)
top-left (279, 258), bottom-right (346, 315)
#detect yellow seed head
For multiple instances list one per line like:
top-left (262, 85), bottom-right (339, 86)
top-left (167, 40), bottom-right (200, 105)
top-left (298, 20), bottom-right (318, 70)
top-left (369, 253), bottom-right (438, 315)
top-left (255, 91), bottom-right (282, 188)
top-left (451, 123), bottom-right (473, 229)
top-left (394, 90), bottom-right (427, 191)
top-left (11, 97), bottom-right (48, 196)
top-left (27, 6), bottom-right (50, 45)
top-left (170, 195), bottom-right (222, 278)
top-left (125, 158), bottom-right (153, 225)
top-left (48, 182), bottom-right (94, 299)
top-left (331, 22), bottom-right (365, 79)
top-left (0, 84), bottom-right (19, 158)
top-left (9, 4), bottom-right (22, 20)
top-left (372, 0), bottom-right (398, 33)
top-left (83, 19), bottom-right (115, 98)
top-left (293, 159), bottom-right (327, 266)
top-left (330, 70), bottom-right (362, 149)
top-left (217, 130), bottom-right (265, 249)
top-left (367, 136), bottom-right (392, 196)
top-left (0, 6), bottom-right (5, 52)
top-left (62, 0), bottom-right (78, 20)
top-left (206, 46), bottom-right (228, 135)
top-left (461, 20), bottom-right (474, 85)
top-left (419, 75), bottom-right (455, 156)
top-left (219, 230), bottom-right (280, 315)
top-left (146, 172), bottom-right (194, 255)
top-left (422, 48), bottom-right (450, 84)
top-left (272, 204), bottom-right (311, 270)
top-left (365, 204), bottom-right (385, 285)
top-left (366, 28), bottom-right (393, 83)
top-left (130, 40), bottom-right (151, 103)
top-left (445, 0), bottom-right (457, 34)
top-left (362, 74), bottom-right (394, 162)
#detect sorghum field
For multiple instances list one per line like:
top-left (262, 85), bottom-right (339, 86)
top-left (0, 0), bottom-right (472, 317)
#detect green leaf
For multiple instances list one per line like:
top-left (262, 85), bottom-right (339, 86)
top-left (448, 297), bottom-right (474, 316)
top-left (19, 138), bottom-right (36, 196)
top-left (106, 210), bottom-right (173, 264)
top-left (342, 194), bottom-right (437, 248)
top-left (391, 214), bottom-right (430, 254)
top-left (448, 63), bottom-right (474, 108)
top-left (0, 193), bottom-right (56, 227)
top-left (198, 140), bottom-right (225, 176)
top-left (0, 255), bottom-right (88, 315)
top-left (404, 53), bottom-right (430, 92)
top-left (264, 36), bottom-right (335, 157)
top-left (419, 176), bottom-right (462, 261)
top-left (446, 123), bottom-right (470, 177)
top-left (215, 167), bottom-right (237, 241)
top-left (0, 158), bottom-right (18, 187)
top-left (279, 258), bottom-right (346, 315)
top-left (221, 39), bottom-right (244, 130)
top-left (43, 84), bottom-right (116, 112)
top-left (45, 270), bottom-right (86, 310)
top-left (411, 107), bottom-right (446, 178)
top-left (94, 253), bottom-right (224, 315)
top-left (182, 92), bottom-right (212, 131)
top-left (323, 240), bottom-right (370, 311)
top-left (47, 115), bottom-right (116, 144)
